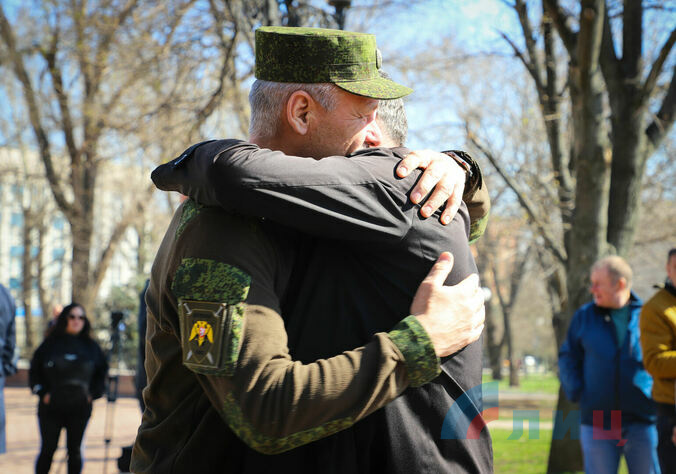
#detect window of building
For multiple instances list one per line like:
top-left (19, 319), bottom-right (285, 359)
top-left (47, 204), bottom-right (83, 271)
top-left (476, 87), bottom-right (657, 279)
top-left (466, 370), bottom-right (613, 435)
top-left (10, 212), bottom-right (22, 227)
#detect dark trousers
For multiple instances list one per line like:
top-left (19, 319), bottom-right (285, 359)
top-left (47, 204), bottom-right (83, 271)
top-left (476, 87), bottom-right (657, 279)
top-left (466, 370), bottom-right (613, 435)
top-left (657, 413), bottom-right (676, 474)
top-left (36, 402), bottom-right (91, 474)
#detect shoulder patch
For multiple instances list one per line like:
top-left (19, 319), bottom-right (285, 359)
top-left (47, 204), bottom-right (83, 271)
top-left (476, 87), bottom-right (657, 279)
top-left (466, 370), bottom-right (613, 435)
top-left (172, 258), bottom-right (250, 303)
top-left (175, 199), bottom-right (204, 239)
top-left (172, 258), bottom-right (251, 376)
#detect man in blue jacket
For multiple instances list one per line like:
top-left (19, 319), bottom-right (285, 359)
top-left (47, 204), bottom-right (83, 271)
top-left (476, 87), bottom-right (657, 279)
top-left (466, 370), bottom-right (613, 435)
top-left (559, 256), bottom-right (659, 473)
top-left (0, 283), bottom-right (16, 454)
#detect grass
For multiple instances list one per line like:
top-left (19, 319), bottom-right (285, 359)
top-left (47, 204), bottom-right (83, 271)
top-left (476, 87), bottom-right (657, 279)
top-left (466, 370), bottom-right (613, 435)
top-left (492, 428), bottom-right (629, 474)
top-left (489, 425), bottom-right (629, 474)
top-left (487, 371), bottom-right (630, 473)
top-left (497, 409), bottom-right (553, 421)
top-left (492, 428), bottom-right (553, 474)
top-left (482, 371), bottom-right (560, 395)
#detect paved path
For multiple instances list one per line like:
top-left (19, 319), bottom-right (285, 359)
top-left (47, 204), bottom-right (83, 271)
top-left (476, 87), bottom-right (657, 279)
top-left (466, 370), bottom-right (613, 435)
top-left (1, 387), bottom-right (141, 473)
top-left (0, 385), bottom-right (557, 471)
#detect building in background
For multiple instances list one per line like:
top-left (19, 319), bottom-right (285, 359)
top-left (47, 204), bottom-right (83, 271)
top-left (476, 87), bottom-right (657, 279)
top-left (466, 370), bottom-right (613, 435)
top-left (0, 147), bottom-right (152, 353)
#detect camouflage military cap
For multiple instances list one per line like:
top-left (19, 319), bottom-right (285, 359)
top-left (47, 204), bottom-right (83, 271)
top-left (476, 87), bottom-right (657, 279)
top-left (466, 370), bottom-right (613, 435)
top-left (255, 26), bottom-right (412, 100)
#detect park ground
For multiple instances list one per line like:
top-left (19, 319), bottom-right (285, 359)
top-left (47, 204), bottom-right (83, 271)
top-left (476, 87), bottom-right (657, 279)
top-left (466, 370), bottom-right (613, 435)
top-left (0, 372), bottom-right (629, 473)
top-left (0, 387), bottom-right (139, 473)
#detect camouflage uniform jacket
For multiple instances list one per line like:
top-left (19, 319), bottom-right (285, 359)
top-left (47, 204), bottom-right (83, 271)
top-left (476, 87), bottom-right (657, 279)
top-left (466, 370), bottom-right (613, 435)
top-left (130, 201), bottom-right (440, 473)
top-left (152, 140), bottom-right (493, 473)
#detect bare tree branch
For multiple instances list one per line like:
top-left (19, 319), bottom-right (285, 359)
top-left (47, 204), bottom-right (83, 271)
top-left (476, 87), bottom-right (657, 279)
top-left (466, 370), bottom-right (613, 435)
top-left (42, 29), bottom-right (81, 165)
top-left (642, 26), bottom-right (676, 101)
top-left (515, 0), bottom-right (544, 83)
top-left (90, 181), bottom-right (155, 301)
top-left (0, 4), bottom-right (73, 217)
top-left (645, 64), bottom-right (676, 151)
top-left (543, 0), bottom-right (577, 55)
top-left (91, 0), bottom-right (141, 96)
top-left (622, 0), bottom-right (643, 80)
top-left (577, 0), bottom-right (605, 80)
top-left (189, 1), bottom-right (240, 138)
top-left (468, 126), bottom-right (567, 264)
top-left (599, 4), bottom-right (622, 99)
top-left (500, 31), bottom-right (543, 92)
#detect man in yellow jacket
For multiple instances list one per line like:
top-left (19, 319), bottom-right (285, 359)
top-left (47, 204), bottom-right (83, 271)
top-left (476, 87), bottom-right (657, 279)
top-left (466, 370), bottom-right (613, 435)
top-left (641, 248), bottom-right (676, 473)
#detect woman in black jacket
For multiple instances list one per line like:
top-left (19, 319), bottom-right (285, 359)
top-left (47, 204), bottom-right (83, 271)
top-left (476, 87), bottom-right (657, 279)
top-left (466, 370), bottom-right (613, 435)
top-left (29, 303), bottom-right (108, 474)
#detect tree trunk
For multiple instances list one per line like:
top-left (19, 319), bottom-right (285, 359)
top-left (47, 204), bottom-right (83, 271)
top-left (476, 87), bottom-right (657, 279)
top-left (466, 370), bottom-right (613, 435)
top-left (547, 386), bottom-right (584, 472)
top-left (549, 2), bottom-right (610, 468)
top-left (501, 0), bottom-right (676, 471)
top-left (486, 300), bottom-right (503, 381)
top-left (565, 63), bottom-right (611, 312)
top-left (70, 215), bottom-right (94, 310)
top-left (607, 100), bottom-right (647, 256)
top-left (504, 309), bottom-right (519, 387)
top-left (20, 218), bottom-right (34, 352)
top-left (36, 225), bottom-right (50, 340)
top-left (479, 262), bottom-right (503, 381)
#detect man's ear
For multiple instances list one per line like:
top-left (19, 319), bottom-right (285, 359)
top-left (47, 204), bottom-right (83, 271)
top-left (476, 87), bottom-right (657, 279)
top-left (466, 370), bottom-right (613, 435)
top-left (286, 90), bottom-right (314, 135)
top-left (364, 118), bottom-right (383, 148)
top-left (617, 277), bottom-right (627, 290)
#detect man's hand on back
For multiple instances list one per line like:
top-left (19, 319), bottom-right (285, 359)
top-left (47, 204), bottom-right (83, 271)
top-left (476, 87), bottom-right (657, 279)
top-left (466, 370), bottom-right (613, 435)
top-left (410, 252), bottom-right (485, 357)
top-left (397, 150), bottom-right (467, 225)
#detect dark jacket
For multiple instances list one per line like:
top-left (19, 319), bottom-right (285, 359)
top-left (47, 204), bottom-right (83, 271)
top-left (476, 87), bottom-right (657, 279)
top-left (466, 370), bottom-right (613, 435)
top-left (0, 284), bottom-right (16, 378)
top-left (559, 292), bottom-right (655, 426)
top-left (150, 140), bottom-right (491, 473)
top-left (131, 203), bottom-right (435, 473)
top-left (29, 334), bottom-right (108, 411)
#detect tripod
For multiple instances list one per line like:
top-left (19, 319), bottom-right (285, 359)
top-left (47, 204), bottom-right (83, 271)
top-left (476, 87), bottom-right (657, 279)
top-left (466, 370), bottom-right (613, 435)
top-left (103, 311), bottom-right (124, 474)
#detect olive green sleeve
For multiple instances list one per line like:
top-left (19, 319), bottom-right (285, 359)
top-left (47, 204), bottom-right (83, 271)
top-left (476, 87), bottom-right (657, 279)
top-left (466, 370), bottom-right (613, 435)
top-left (170, 204), bottom-right (441, 454)
top-left (197, 305), bottom-right (439, 455)
top-left (388, 315), bottom-right (441, 386)
top-left (465, 173), bottom-right (490, 244)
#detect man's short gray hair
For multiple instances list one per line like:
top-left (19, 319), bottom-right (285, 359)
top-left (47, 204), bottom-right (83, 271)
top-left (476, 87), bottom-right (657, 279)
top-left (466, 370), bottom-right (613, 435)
top-left (377, 98), bottom-right (408, 146)
top-left (249, 80), bottom-right (340, 139)
top-left (592, 255), bottom-right (633, 286)
top-left (376, 71), bottom-right (408, 146)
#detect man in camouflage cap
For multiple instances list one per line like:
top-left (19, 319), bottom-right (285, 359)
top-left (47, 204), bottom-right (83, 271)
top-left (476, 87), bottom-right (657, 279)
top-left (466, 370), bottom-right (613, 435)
top-left (254, 26), bottom-right (411, 99)
top-left (133, 26), bottom-right (489, 473)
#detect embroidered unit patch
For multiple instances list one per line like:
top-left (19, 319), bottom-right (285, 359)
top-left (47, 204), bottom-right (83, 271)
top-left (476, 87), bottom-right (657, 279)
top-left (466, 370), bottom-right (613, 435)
top-left (190, 320), bottom-right (214, 346)
top-left (175, 199), bottom-right (204, 239)
top-left (180, 300), bottom-right (230, 372)
top-left (173, 258), bottom-right (251, 376)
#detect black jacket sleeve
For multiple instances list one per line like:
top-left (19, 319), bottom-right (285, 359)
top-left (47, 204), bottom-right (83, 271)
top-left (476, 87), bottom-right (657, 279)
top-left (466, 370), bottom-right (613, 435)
top-left (89, 342), bottom-right (108, 400)
top-left (29, 343), bottom-right (47, 397)
top-left (0, 285), bottom-right (16, 377)
top-left (152, 140), bottom-right (414, 245)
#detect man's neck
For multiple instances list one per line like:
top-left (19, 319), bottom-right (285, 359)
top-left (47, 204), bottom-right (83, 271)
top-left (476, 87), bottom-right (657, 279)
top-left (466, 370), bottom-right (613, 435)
top-left (617, 290), bottom-right (632, 308)
top-left (250, 134), bottom-right (302, 156)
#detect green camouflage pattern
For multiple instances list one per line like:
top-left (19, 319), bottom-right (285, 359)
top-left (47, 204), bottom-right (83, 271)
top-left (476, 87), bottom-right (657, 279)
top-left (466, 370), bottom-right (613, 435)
top-left (255, 26), bottom-right (412, 99)
top-left (469, 213), bottom-right (489, 244)
top-left (175, 199), bottom-right (204, 239)
top-left (335, 78), bottom-right (412, 100)
top-left (388, 315), bottom-right (440, 387)
top-left (221, 392), bottom-right (355, 454)
top-left (223, 304), bottom-right (245, 375)
top-left (172, 258), bottom-right (251, 376)
top-left (172, 258), bottom-right (251, 304)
